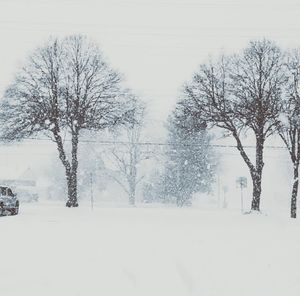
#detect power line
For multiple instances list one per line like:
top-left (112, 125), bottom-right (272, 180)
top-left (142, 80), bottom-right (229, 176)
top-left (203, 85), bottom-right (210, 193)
top-left (19, 137), bottom-right (288, 150)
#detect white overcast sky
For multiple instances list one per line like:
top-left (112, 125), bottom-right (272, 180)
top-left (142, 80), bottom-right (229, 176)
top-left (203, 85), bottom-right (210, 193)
top-left (1, 0), bottom-right (300, 122)
top-left (0, 0), bottom-right (299, 185)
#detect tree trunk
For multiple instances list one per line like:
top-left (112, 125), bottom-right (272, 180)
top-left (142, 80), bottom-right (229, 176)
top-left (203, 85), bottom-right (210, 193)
top-left (251, 173), bottom-right (262, 211)
top-left (128, 178), bottom-right (136, 206)
top-left (128, 144), bottom-right (137, 206)
top-left (291, 164), bottom-right (299, 218)
top-left (129, 190), bottom-right (135, 206)
top-left (52, 128), bottom-right (78, 207)
top-left (176, 195), bottom-right (183, 207)
top-left (233, 131), bottom-right (265, 212)
top-left (66, 130), bottom-right (79, 207)
top-left (66, 171), bottom-right (78, 207)
top-left (250, 135), bottom-right (264, 212)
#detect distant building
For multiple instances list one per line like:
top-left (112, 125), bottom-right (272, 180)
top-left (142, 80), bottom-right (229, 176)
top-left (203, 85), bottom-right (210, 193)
top-left (0, 166), bottom-right (38, 202)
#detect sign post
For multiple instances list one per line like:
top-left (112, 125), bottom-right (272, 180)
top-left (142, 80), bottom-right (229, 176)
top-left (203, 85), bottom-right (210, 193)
top-left (90, 172), bottom-right (94, 211)
top-left (236, 177), bottom-right (247, 214)
top-left (222, 185), bottom-right (228, 209)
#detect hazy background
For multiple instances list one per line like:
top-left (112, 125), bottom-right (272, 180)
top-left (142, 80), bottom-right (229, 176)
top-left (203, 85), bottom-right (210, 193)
top-left (0, 0), bottom-right (299, 212)
top-left (1, 0), bottom-right (300, 120)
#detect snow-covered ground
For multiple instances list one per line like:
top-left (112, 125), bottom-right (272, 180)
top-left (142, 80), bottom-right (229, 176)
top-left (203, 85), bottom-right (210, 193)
top-left (0, 201), bottom-right (299, 296)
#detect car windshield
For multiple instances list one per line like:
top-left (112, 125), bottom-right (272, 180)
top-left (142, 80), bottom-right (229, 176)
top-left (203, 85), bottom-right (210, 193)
top-left (0, 187), bottom-right (14, 197)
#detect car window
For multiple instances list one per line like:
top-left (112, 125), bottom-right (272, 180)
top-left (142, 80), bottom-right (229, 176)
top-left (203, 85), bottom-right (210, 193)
top-left (7, 188), bottom-right (13, 197)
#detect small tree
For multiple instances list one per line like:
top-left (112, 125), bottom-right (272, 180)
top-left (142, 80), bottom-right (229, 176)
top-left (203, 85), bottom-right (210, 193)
top-left (164, 104), bottom-right (216, 207)
top-left (0, 35), bottom-right (135, 207)
top-left (106, 102), bottom-right (146, 205)
top-left (276, 50), bottom-right (300, 218)
top-left (183, 39), bottom-right (285, 212)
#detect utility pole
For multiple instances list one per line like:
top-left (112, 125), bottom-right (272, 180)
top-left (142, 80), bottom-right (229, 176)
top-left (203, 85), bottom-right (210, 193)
top-left (217, 173), bottom-right (221, 207)
top-left (222, 185), bottom-right (228, 209)
top-left (90, 172), bottom-right (94, 211)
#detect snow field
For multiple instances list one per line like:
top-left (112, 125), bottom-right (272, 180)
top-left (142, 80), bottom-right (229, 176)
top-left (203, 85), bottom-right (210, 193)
top-left (0, 202), bottom-right (299, 296)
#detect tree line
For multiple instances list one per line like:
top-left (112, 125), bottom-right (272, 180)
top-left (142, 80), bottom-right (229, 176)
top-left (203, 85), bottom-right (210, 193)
top-left (0, 36), bottom-right (299, 218)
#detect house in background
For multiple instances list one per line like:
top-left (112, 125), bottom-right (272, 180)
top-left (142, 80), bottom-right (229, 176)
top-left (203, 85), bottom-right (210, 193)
top-left (0, 166), bottom-right (38, 202)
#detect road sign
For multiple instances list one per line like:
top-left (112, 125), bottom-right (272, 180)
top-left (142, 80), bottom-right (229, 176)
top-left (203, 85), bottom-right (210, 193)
top-left (236, 177), bottom-right (247, 188)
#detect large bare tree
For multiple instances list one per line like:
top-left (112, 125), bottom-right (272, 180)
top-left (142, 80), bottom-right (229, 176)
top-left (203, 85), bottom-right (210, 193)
top-left (276, 49), bottom-right (300, 218)
top-left (182, 39), bottom-right (285, 212)
top-left (0, 35), bottom-right (135, 207)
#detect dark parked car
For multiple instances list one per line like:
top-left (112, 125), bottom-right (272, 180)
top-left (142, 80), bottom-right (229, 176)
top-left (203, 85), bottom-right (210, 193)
top-left (0, 186), bottom-right (19, 216)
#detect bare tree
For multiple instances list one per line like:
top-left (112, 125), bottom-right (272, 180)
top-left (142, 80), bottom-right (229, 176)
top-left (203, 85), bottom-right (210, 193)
top-left (0, 35), bottom-right (135, 207)
top-left (106, 102), bottom-right (146, 205)
top-left (182, 39), bottom-right (285, 212)
top-left (276, 50), bottom-right (300, 218)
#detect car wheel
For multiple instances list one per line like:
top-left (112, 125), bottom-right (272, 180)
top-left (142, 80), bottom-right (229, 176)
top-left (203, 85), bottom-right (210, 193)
top-left (11, 202), bottom-right (19, 216)
top-left (0, 202), bottom-right (4, 216)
